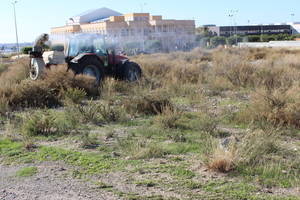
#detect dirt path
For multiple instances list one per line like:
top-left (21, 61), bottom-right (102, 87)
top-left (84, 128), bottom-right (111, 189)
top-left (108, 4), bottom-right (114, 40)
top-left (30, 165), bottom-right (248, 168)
top-left (0, 161), bottom-right (119, 200)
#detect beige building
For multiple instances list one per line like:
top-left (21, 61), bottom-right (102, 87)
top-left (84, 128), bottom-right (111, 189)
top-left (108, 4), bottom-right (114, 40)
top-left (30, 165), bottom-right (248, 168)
top-left (51, 8), bottom-right (195, 52)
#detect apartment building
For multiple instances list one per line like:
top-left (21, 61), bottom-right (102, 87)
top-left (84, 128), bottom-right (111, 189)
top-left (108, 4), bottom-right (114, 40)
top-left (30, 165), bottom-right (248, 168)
top-left (51, 8), bottom-right (196, 51)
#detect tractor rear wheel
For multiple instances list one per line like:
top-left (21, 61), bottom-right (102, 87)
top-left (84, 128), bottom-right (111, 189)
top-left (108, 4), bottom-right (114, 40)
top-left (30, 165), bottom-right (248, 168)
top-left (120, 62), bottom-right (142, 82)
top-left (80, 57), bottom-right (104, 85)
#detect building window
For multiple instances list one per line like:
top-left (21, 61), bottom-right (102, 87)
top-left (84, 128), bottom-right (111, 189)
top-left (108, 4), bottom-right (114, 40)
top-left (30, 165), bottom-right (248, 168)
top-left (130, 29), bottom-right (135, 36)
top-left (121, 29), bottom-right (126, 36)
top-left (157, 26), bottom-right (162, 32)
top-left (163, 25), bottom-right (167, 32)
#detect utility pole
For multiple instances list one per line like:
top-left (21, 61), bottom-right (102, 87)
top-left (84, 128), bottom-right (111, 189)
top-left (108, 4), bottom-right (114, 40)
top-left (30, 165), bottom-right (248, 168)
top-left (12, 1), bottom-right (20, 59)
top-left (260, 25), bottom-right (264, 42)
top-left (228, 13), bottom-right (234, 37)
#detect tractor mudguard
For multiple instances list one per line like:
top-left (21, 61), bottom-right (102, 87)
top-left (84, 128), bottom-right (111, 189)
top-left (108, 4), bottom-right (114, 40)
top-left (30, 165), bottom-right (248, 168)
top-left (68, 54), bottom-right (105, 75)
top-left (70, 53), bottom-right (100, 64)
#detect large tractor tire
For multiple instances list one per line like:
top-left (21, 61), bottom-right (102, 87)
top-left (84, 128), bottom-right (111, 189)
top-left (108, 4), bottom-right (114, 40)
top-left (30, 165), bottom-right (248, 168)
top-left (80, 57), bottom-right (104, 85)
top-left (29, 58), bottom-right (46, 80)
top-left (120, 62), bottom-right (142, 82)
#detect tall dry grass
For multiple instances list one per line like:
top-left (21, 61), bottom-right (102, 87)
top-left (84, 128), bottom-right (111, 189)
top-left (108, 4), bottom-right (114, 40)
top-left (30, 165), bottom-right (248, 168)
top-left (0, 64), bottom-right (99, 110)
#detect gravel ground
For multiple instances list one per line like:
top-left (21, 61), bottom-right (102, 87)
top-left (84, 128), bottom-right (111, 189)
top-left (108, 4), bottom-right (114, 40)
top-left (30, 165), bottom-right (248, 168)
top-left (0, 161), bottom-right (119, 200)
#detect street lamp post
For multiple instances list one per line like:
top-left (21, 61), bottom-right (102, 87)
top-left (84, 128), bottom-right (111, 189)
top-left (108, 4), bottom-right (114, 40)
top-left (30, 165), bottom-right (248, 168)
top-left (228, 10), bottom-right (239, 45)
top-left (12, 1), bottom-right (20, 58)
top-left (291, 13), bottom-right (295, 22)
top-left (228, 13), bottom-right (234, 37)
top-left (140, 3), bottom-right (147, 13)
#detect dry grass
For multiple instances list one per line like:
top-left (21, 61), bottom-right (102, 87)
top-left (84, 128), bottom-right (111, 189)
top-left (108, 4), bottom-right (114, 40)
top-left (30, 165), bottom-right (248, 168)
top-left (123, 89), bottom-right (173, 115)
top-left (238, 86), bottom-right (300, 128)
top-left (154, 106), bottom-right (182, 129)
top-left (208, 147), bottom-right (236, 173)
top-left (0, 65), bottom-right (99, 110)
top-left (0, 58), bottom-right (29, 87)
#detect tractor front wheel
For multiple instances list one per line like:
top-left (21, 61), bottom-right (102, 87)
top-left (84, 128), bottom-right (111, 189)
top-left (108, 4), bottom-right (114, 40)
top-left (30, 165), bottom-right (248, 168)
top-left (120, 62), bottom-right (142, 82)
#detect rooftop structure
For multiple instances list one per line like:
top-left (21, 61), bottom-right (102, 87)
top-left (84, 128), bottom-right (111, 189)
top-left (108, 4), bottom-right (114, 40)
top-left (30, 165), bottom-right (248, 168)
top-left (67, 7), bottom-right (122, 25)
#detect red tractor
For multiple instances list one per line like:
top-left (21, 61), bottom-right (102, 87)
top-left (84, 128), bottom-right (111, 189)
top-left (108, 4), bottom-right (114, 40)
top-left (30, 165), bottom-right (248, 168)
top-left (29, 34), bottom-right (142, 84)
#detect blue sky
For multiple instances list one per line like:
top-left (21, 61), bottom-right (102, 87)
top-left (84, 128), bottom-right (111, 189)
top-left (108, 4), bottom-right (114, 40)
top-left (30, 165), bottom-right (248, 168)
top-left (0, 0), bottom-right (299, 43)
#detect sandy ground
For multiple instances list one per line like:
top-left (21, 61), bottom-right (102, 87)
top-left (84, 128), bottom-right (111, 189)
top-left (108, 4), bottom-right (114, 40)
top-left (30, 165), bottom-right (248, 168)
top-left (0, 161), bottom-right (119, 200)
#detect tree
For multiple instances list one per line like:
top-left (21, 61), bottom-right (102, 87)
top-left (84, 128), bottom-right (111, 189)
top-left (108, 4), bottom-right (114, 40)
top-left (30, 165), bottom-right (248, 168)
top-left (21, 46), bottom-right (33, 54)
top-left (145, 40), bottom-right (162, 53)
top-left (210, 36), bottom-right (226, 48)
top-left (247, 35), bottom-right (261, 42)
top-left (226, 36), bottom-right (243, 45)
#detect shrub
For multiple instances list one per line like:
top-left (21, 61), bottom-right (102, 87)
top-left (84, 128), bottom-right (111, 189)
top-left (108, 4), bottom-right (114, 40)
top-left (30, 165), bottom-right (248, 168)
top-left (0, 59), bottom-right (29, 87)
top-left (101, 78), bottom-right (133, 98)
top-left (236, 130), bottom-right (279, 166)
top-left (210, 36), bottom-right (226, 47)
top-left (0, 65), bottom-right (100, 110)
top-left (247, 35), bottom-right (261, 42)
top-left (21, 110), bottom-right (78, 137)
top-left (66, 101), bottom-right (102, 124)
top-left (135, 144), bottom-right (166, 159)
top-left (124, 91), bottom-right (173, 115)
top-left (226, 36), bottom-right (243, 46)
top-left (0, 98), bottom-right (9, 116)
top-left (238, 86), bottom-right (300, 128)
top-left (0, 64), bottom-right (8, 75)
top-left (63, 88), bottom-right (87, 104)
top-left (79, 132), bottom-right (99, 149)
top-left (66, 100), bottom-right (126, 125)
top-left (40, 65), bottom-right (99, 98)
top-left (119, 138), bottom-right (167, 159)
top-left (155, 106), bottom-right (182, 129)
top-left (21, 46), bottom-right (33, 54)
top-left (21, 111), bottom-right (57, 137)
top-left (188, 112), bottom-right (219, 134)
top-left (4, 81), bottom-right (60, 109)
top-left (206, 129), bottom-right (280, 173)
top-left (98, 103), bottom-right (126, 123)
top-left (207, 147), bottom-right (236, 173)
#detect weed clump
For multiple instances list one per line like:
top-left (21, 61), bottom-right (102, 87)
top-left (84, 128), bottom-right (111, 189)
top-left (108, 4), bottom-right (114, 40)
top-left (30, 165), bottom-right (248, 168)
top-left (154, 106), bottom-right (182, 129)
top-left (79, 132), bottom-right (99, 149)
top-left (124, 91), bottom-right (173, 115)
top-left (66, 100), bottom-right (126, 125)
top-left (207, 147), bottom-right (236, 173)
top-left (63, 88), bottom-right (87, 104)
top-left (21, 110), bottom-right (78, 137)
top-left (0, 59), bottom-right (29, 87)
top-left (238, 86), bottom-right (300, 128)
top-left (119, 138), bottom-right (167, 159)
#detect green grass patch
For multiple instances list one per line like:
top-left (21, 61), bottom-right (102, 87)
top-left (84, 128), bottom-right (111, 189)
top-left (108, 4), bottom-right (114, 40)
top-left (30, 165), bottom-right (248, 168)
top-left (170, 167), bottom-right (195, 179)
top-left (16, 166), bottom-right (38, 177)
top-left (0, 139), bottom-right (140, 175)
top-left (202, 180), bottom-right (299, 200)
top-left (236, 161), bottom-right (300, 188)
top-left (134, 179), bottom-right (157, 187)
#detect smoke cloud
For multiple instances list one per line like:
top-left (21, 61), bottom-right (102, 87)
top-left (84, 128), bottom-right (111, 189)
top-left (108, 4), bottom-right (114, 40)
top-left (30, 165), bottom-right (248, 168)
top-left (50, 31), bottom-right (197, 55)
